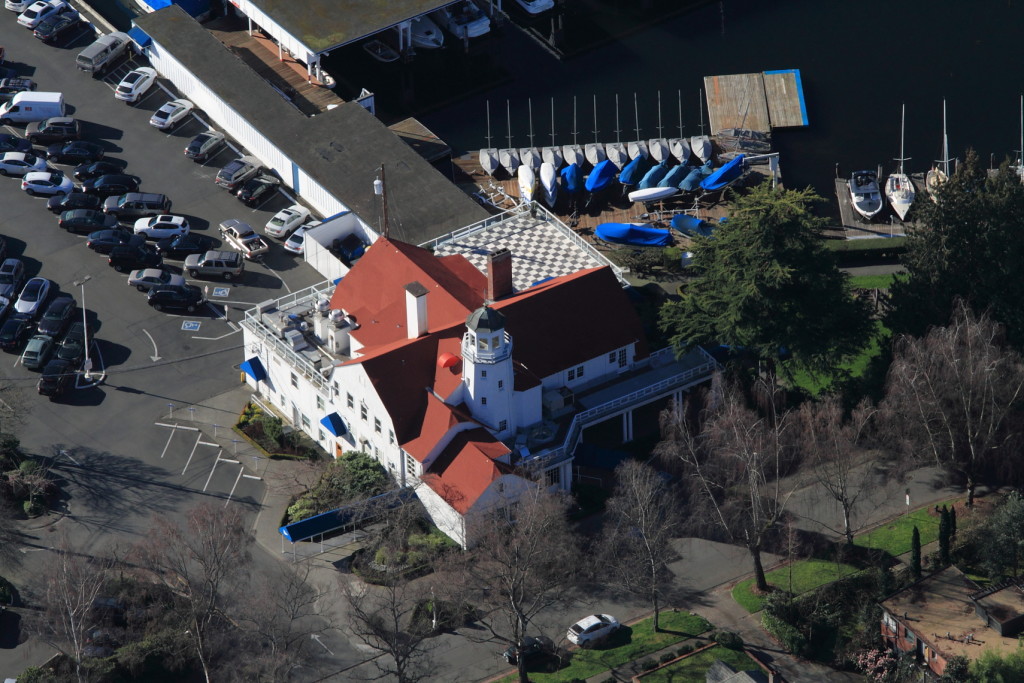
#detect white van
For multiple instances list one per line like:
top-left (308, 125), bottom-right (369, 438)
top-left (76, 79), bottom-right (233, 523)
top-left (0, 91), bottom-right (65, 124)
top-left (76, 31), bottom-right (130, 76)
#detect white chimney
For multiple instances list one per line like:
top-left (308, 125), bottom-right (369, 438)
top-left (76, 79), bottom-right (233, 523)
top-left (405, 282), bottom-right (428, 339)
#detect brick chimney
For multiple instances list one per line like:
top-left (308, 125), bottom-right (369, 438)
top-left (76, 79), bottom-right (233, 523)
top-left (405, 281), bottom-right (428, 339)
top-left (487, 248), bottom-right (513, 301)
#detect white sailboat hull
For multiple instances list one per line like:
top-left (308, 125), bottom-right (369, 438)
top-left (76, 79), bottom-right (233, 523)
top-left (519, 147), bottom-right (542, 170)
top-left (886, 173), bottom-right (915, 220)
top-left (498, 148), bottom-right (521, 175)
top-left (518, 164), bottom-right (537, 204)
top-left (648, 138), bottom-right (669, 162)
top-left (584, 142), bottom-right (606, 166)
top-left (540, 161), bottom-right (557, 206)
top-left (628, 186), bottom-right (679, 203)
top-left (690, 135), bottom-right (711, 163)
top-left (541, 146), bottom-right (563, 169)
top-left (480, 148), bottom-right (499, 176)
top-left (605, 142), bottom-right (629, 169)
top-left (627, 140), bottom-right (649, 160)
top-left (562, 144), bottom-right (585, 168)
top-left (668, 138), bottom-right (691, 163)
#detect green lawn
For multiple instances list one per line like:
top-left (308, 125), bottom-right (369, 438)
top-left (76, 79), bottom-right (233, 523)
top-left (849, 273), bottom-right (904, 290)
top-left (732, 559), bottom-right (860, 613)
top-left (638, 644), bottom-right (758, 682)
top-left (790, 319), bottom-right (890, 396)
top-left (853, 501), bottom-right (952, 555)
top-left (494, 611), bottom-right (711, 683)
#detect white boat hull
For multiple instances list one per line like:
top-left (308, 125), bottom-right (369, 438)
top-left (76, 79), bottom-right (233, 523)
top-left (690, 135), bottom-right (711, 163)
top-left (668, 137), bottom-right (691, 163)
top-left (540, 162), bottom-right (557, 206)
top-left (541, 146), bottom-right (563, 169)
top-left (605, 142), bottom-right (629, 169)
top-left (886, 173), bottom-right (915, 220)
top-left (849, 170), bottom-right (883, 220)
top-left (498, 148), bottom-right (521, 175)
top-left (409, 16), bottom-right (444, 49)
top-left (584, 142), bottom-right (606, 166)
top-left (925, 167), bottom-right (947, 202)
top-left (518, 164), bottom-right (537, 203)
top-left (628, 186), bottom-right (679, 203)
top-left (562, 144), bottom-right (585, 168)
top-left (627, 140), bottom-right (649, 160)
top-left (480, 148), bottom-right (499, 176)
top-left (519, 147), bottom-right (542, 170)
top-left (648, 138), bottom-right (669, 162)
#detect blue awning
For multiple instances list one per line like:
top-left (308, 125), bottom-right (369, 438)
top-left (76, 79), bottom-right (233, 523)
top-left (320, 412), bottom-right (347, 437)
top-left (126, 26), bottom-right (152, 49)
top-left (240, 357), bottom-right (267, 382)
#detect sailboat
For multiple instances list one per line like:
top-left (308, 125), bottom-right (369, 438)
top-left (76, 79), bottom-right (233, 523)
top-left (648, 91), bottom-right (670, 162)
top-left (517, 164), bottom-right (537, 204)
top-left (584, 95), bottom-right (606, 166)
top-left (561, 96), bottom-right (585, 168)
top-left (539, 161), bottom-right (558, 207)
top-left (541, 98), bottom-right (564, 169)
top-left (690, 88), bottom-right (711, 163)
top-left (667, 89), bottom-right (691, 163)
top-left (626, 93), bottom-right (649, 160)
top-left (925, 99), bottom-right (952, 202)
top-left (519, 99), bottom-right (542, 170)
top-left (885, 104), bottom-right (915, 221)
top-left (605, 94), bottom-right (630, 168)
top-left (498, 100), bottom-right (521, 175)
top-left (479, 101), bottom-right (499, 176)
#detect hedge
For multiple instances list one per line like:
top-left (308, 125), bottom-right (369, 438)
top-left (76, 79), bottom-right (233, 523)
top-left (761, 611), bottom-right (807, 655)
top-left (825, 237), bottom-right (908, 265)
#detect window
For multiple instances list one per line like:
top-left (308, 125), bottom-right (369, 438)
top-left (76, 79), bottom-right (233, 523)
top-left (545, 467), bottom-right (561, 487)
top-left (491, 336), bottom-right (499, 348)
top-left (318, 429), bottom-right (325, 442)
top-left (360, 403), bottom-right (367, 421)
top-left (301, 414), bottom-right (311, 430)
top-left (374, 446), bottom-right (380, 458)
top-left (290, 372), bottom-right (298, 388)
top-left (499, 420), bottom-right (507, 431)
top-left (609, 352), bottom-right (616, 363)
top-left (568, 368), bottom-right (575, 381)
top-left (406, 454), bottom-right (418, 477)
top-left (481, 397), bottom-right (487, 405)
top-left (498, 380), bottom-right (503, 390)
top-left (316, 395), bottom-right (325, 411)
top-left (576, 365), bottom-right (584, 378)
top-left (618, 348), bottom-right (627, 368)
top-left (374, 418), bottom-right (381, 434)
top-left (347, 393), bottom-right (354, 409)
top-left (477, 337), bottom-right (488, 350)
top-left (333, 381), bottom-right (340, 397)
top-left (481, 370), bottom-right (487, 378)
top-left (389, 430), bottom-right (395, 444)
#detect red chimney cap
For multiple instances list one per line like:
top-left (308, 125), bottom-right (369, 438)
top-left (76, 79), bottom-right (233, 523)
top-left (437, 352), bottom-right (459, 369)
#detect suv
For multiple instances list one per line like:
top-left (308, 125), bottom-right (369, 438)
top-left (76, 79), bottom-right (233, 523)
top-left (38, 358), bottom-right (73, 398)
top-left (0, 78), bottom-right (36, 101)
top-left (26, 116), bottom-right (80, 144)
top-left (103, 192), bottom-right (170, 220)
top-left (215, 156), bottom-right (259, 191)
top-left (81, 174), bottom-right (141, 197)
top-left (0, 258), bottom-right (24, 299)
top-left (107, 244), bottom-right (161, 273)
top-left (148, 284), bottom-right (205, 313)
top-left (183, 250), bottom-right (244, 281)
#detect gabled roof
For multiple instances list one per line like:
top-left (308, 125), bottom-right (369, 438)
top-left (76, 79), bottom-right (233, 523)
top-left (420, 428), bottom-right (512, 514)
top-left (402, 392), bottom-right (477, 461)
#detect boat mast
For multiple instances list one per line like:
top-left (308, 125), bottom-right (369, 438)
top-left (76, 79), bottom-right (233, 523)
top-left (656, 90), bottom-right (663, 138)
top-left (1019, 94), bottom-right (1023, 184)
top-left (614, 94), bottom-right (621, 142)
top-left (633, 92), bottom-right (641, 140)
top-left (939, 99), bottom-right (950, 177)
top-left (485, 100), bottom-right (492, 148)
top-left (895, 103), bottom-right (910, 175)
top-left (571, 96), bottom-right (578, 145)
top-left (677, 89), bottom-right (683, 136)
top-left (592, 94), bottom-right (599, 143)
top-left (505, 99), bottom-right (513, 148)
top-left (698, 88), bottom-right (705, 135)
top-left (550, 97), bottom-right (556, 147)
top-left (528, 98), bottom-right (535, 147)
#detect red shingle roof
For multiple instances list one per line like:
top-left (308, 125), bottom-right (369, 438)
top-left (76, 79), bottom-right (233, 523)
top-left (420, 428), bottom-right (512, 514)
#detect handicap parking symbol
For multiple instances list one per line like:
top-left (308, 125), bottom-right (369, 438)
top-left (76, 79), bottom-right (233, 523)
top-left (212, 287), bottom-right (229, 297)
top-left (182, 321), bottom-right (201, 332)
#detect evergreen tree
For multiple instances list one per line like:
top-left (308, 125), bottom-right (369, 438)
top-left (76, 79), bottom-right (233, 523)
top-left (911, 526), bottom-right (922, 580)
top-left (939, 507), bottom-right (951, 565)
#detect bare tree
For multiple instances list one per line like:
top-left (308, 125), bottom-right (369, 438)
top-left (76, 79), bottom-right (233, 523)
top-left (440, 486), bottom-right (579, 683)
top-left (882, 303), bottom-right (1024, 506)
top-left (796, 396), bottom-right (876, 544)
top-left (600, 459), bottom-right (681, 631)
top-left (659, 376), bottom-right (797, 593)
top-left (134, 502), bottom-right (253, 683)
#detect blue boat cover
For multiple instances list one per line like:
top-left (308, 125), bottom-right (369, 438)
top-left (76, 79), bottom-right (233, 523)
top-left (618, 155), bottom-right (653, 186)
top-left (595, 222), bottom-right (672, 246)
top-left (680, 160), bottom-right (713, 191)
top-left (240, 357), bottom-right (267, 382)
top-left (700, 154), bottom-right (746, 191)
top-left (585, 159), bottom-right (618, 192)
top-left (659, 163), bottom-right (691, 188)
top-left (638, 160), bottom-right (670, 189)
top-left (670, 214), bottom-right (715, 238)
top-left (560, 163), bottom-right (583, 194)
top-left (320, 412), bottom-right (347, 437)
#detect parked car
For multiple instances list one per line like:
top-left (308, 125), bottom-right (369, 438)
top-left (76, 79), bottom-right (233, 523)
top-left (38, 358), bottom-right (73, 398)
top-left (56, 320), bottom-right (87, 364)
top-left (0, 258), bottom-right (25, 300)
top-left (184, 130), bottom-right (225, 163)
top-left (183, 250), bottom-right (243, 280)
top-left (17, 0), bottom-right (70, 29)
top-left (149, 98), bottom-right (192, 130)
top-left (102, 192), bottom-right (169, 219)
top-left (0, 296), bottom-right (11, 328)
top-left (114, 67), bottom-right (156, 104)
top-left (502, 636), bottom-right (555, 665)
top-left (25, 117), bottom-right (80, 144)
top-left (4, 0), bottom-right (33, 11)
top-left (220, 219), bottom-right (269, 259)
top-left (14, 277), bottom-right (51, 318)
top-left (0, 77), bottom-right (36, 101)
top-left (0, 151), bottom-right (46, 176)
top-left (33, 11), bottom-right (78, 43)
top-left (86, 228), bottom-right (138, 254)
top-left (0, 134), bottom-right (31, 154)
top-left (147, 284), bottom-right (205, 313)
top-left (59, 208), bottom-right (118, 233)
top-left (73, 160), bottom-right (126, 181)
top-left (127, 267), bottom-right (184, 292)
top-left (107, 244), bottom-right (161, 272)
top-left (236, 173), bottom-right (280, 206)
top-left (22, 334), bottom-right (54, 370)
top-left (46, 140), bottom-right (104, 164)
top-left (155, 233), bottom-right (211, 260)
top-left (37, 295), bottom-right (74, 337)
top-left (215, 156), bottom-right (259, 191)
top-left (0, 315), bottom-right (33, 352)
top-left (283, 222), bottom-right (319, 255)
top-left (48, 190), bottom-right (101, 213)
top-left (566, 614), bottom-right (619, 647)
top-left (22, 170), bottom-right (72, 196)
top-left (265, 204), bottom-right (310, 238)
top-left (133, 214), bottom-right (189, 240)
top-left (81, 174), bottom-right (141, 197)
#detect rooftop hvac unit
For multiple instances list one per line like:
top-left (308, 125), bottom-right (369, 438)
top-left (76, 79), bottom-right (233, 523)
top-left (283, 328), bottom-right (308, 351)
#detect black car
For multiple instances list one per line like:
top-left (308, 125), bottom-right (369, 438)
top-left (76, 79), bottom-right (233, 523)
top-left (26, 118), bottom-right (81, 145)
top-left (56, 321), bottom-right (88, 365)
top-left (73, 160), bottom-right (126, 181)
top-left (37, 296), bottom-right (76, 338)
top-left (81, 174), bottom-right (141, 197)
top-left (147, 284), bottom-right (205, 313)
top-left (0, 134), bottom-right (31, 154)
top-left (237, 173), bottom-right (281, 207)
top-left (59, 209), bottom-right (118, 233)
top-left (502, 636), bottom-right (555, 665)
top-left (108, 244), bottom-right (161, 273)
top-left (184, 131), bottom-right (226, 163)
top-left (33, 13), bottom-right (79, 43)
top-left (38, 359), bottom-right (74, 399)
top-left (46, 141), bottom-right (104, 165)
top-left (0, 258), bottom-right (24, 300)
top-left (86, 229), bottom-right (139, 254)
top-left (0, 315), bottom-right (33, 353)
top-left (48, 191), bottom-right (102, 214)
top-left (155, 233), bottom-right (212, 260)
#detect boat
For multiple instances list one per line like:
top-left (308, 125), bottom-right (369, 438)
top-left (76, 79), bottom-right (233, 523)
top-left (480, 101), bottom-right (499, 176)
top-left (539, 161), bottom-right (557, 207)
top-left (670, 214), bottom-right (716, 238)
top-left (562, 143), bottom-right (585, 168)
top-left (925, 100), bottom-right (952, 202)
top-left (690, 135), bottom-right (711, 163)
top-left (517, 164), bottom-right (537, 203)
top-left (628, 186), bottom-right (679, 203)
top-left (513, 0), bottom-right (555, 14)
top-left (849, 170), bottom-right (884, 220)
top-left (595, 222), bottom-right (672, 247)
top-left (637, 159), bottom-right (670, 189)
top-left (606, 142), bottom-right (629, 169)
top-left (585, 159), bottom-right (617, 193)
top-left (519, 147), bottom-right (542, 170)
top-left (395, 15), bottom-right (444, 49)
top-left (627, 140), bottom-right (649, 160)
top-left (715, 128), bottom-right (772, 154)
top-left (541, 146), bottom-right (563, 169)
top-left (584, 142), bottom-right (606, 166)
top-left (885, 104), bottom-right (915, 220)
top-left (498, 148), bottom-right (521, 175)
top-left (659, 163), bottom-right (690, 188)
top-left (618, 155), bottom-right (652, 188)
top-left (560, 163), bottom-right (583, 195)
top-left (681, 160), bottom-right (712, 192)
top-left (668, 137), bottom-right (691, 164)
top-left (700, 154), bottom-right (746, 192)
top-left (432, 1), bottom-right (491, 39)
top-left (649, 138), bottom-right (670, 162)
top-left (363, 39), bottom-right (400, 63)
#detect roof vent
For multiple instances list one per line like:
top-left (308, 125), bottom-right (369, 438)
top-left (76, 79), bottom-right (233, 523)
top-left (437, 352), bottom-right (458, 369)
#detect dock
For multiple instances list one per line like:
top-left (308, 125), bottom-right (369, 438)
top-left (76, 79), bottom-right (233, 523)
top-left (704, 69), bottom-right (808, 134)
top-left (833, 175), bottom-right (931, 238)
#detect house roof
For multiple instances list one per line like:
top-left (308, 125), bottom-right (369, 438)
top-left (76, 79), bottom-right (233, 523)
top-left (402, 392), bottom-right (475, 461)
top-left (420, 428), bottom-right (512, 514)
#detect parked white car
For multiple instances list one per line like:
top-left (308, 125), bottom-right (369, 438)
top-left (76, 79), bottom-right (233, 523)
top-left (114, 67), bottom-right (157, 104)
top-left (282, 220), bottom-right (320, 255)
top-left (566, 614), bottom-right (620, 647)
top-left (4, 0), bottom-right (32, 12)
top-left (149, 98), bottom-right (193, 130)
top-left (133, 214), bottom-right (189, 239)
top-left (264, 204), bottom-right (310, 238)
top-left (21, 170), bottom-right (72, 196)
top-left (127, 268), bottom-right (185, 292)
top-left (17, 0), bottom-right (67, 28)
top-left (0, 152), bottom-right (47, 176)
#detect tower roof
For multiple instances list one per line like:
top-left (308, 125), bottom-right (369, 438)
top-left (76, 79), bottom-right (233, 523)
top-left (466, 305), bottom-right (506, 334)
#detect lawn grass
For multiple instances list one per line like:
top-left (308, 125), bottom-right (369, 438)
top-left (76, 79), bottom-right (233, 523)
top-left (849, 273), bottom-right (904, 290)
top-left (493, 611), bottom-right (711, 683)
top-left (638, 644), bottom-right (758, 682)
top-left (789, 319), bottom-right (891, 396)
top-left (853, 501), bottom-right (953, 555)
top-left (731, 559), bottom-right (860, 613)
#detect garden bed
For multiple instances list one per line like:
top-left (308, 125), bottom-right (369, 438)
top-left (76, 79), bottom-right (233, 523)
top-left (635, 643), bottom-right (765, 682)
top-left (234, 402), bottom-right (322, 460)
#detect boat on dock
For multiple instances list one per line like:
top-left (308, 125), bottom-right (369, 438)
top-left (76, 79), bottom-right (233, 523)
top-left (541, 146), bottom-right (563, 169)
top-left (585, 142), bottom-right (607, 166)
top-left (499, 148), bottom-right (521, 175)
top-left (885, 104), bottom-right (915, 221)
top-left (432, 1), bottom-right (491, 39)
top-left (649, 138), bottom-right (670, 162)
top-left (681, 160), bottom-right (712, 192)
top-left (518, 164), bottom-right (537, 203)
top-left (540, 161), bottom-right (557, 207)
top-left (618, 155), bottom-right (652, 189)
top-left (627, 140), bottom-right (649, 160)
top-left (480, 148), bottom-right (499, 176)
top-left (690, 135), bottom-right (711, 163)
top-left (363, 40), bottom-right (400, 63)
top-left (562, 143), bottom-right (585, 167)
top-left (849, 170), bottom-right (884, 220)
top-left (513, 0), bottom-right (555, 15)
top-left (659, 163), bottom-right (690, 188)
top-left (638, 159), bottom-right (670, 189)
top-left (585, 159), bottom-right (617, 193)
top-left (700, 154), bottom-right (746, 192)
top-left (716, 128), bottom-right (772, 154)
top-left (925, 100), bottom-right (952, 202)
top-left (397, 16), bottom-right (445, 49)
top-left (668, 137), bottom-right (691, 164)
top-left (605, 142), bottom-right (629, 169)
top-left (628, 186), bottom-right (679, 203)
top-left (519, 147), bottom-right (542, 170)
top-left (560, 163), bottom-right (583, 195)
top-left (596, 222), bottom-right (672, 246)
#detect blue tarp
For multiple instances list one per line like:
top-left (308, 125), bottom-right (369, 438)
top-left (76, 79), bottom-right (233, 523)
top-left (681, 161), bottom-right (713, 191)
top-left (670, 214), bottom-right (715, 238)
top-left (320, 412), bottom-right (347, 437)
top-left (618, 155), bottom-right (652, 186)
top-left (126, 26), bottom-right (151, 49)
top-left (240, 357), bottom-right (267, 382)
top-left (585, 159), bottom-right (618, 193)
top-left (595, 222), bottom-right (672, 246)
top-left (660, 163), bottom-right (691, 188)
top-left (279, 488), bottom-right (415, 543)
top-left (560, 163), bottom-right (583, 193)
top-left (700, 154), bottom-right (746, 191)
top-left (638, 160), bottom-right (670, 189)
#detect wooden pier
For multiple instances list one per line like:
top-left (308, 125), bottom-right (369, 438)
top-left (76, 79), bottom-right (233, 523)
top-left (833, 175), bottom-right (931, 238)
top-left (704, 69), bottom-right (808, 135)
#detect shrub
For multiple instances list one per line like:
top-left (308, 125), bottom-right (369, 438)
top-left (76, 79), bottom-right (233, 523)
top-left (23, 499), bottom-right (43, 517)
top-left (639, 658), bottom-right (658, 671)
top-left (17, 667), bottom-right (48, 683)
top-left (714, 630), bottom-right (744, 650)
top-left (17, 460), bottom-right (40, 476)
top-left (285, 450), bottom-right (389, 523)
top-left (660, 652), bottom-right (676, 664)
top-left (0, 433), bottom-right (20, 470)
top-left (662, 246), bottom-right (683, 270)
top-left (259, 414), bottom-right (284, 444)
top-left (676, 644), bottom-right (694, 657)
top-left (762, 612), bottom-right (807, 655)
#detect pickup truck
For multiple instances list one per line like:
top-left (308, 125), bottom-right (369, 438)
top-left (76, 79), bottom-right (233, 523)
top-left (218, 219), bottom-right (269, 260)
top-left (183, 250), bottom-right (244, 280)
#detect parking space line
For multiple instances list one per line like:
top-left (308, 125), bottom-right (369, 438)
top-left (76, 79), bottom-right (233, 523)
top-left (158, 425), bottom-right (178, 459)
top-left (154, 423), bottom-right (199, 431)
top-left (202, 449), bottom-right (223, 491)
top-left (225, 466), bottom-right (262, 507)
top-left (192, 329), bottom-right (241, 341)
top-left (181, 431), bottom-right (217, 475)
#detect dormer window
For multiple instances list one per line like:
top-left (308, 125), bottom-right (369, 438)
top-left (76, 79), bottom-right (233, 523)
top-left (478, 337), bottom-right (488, 350)
top-left (491, 336), bottom-right (499, 348)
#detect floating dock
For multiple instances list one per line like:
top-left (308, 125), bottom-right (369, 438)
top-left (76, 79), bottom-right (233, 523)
top-left (833, 175), bottom-right (930, 238)
top-left (704, 69), bottom-right (808, 135)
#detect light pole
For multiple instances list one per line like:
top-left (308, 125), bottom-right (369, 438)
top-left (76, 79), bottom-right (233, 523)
top-left (72, 276), bottom-right (91, 380)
